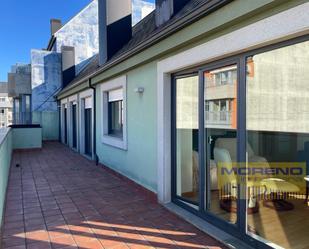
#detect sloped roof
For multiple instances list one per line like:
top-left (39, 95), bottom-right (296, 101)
top-left (61, 0), bottom-right (230, 92)
top-left (68, 10), bottom-right (157, 86)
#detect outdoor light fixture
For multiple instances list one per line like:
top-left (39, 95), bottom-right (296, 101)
top-left (134, 87), bottom-right (144, 94)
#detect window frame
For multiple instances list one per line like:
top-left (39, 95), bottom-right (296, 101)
top-left (100, 75), bottom-right (127, 150)
top-left (108, 99), bottom-right (124, 137)
top-left (171, 35), bottom-right (309, 249)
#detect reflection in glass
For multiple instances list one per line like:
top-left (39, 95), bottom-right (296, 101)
top-left (246, 41), bottom-right (309, 248)
top-left (204, 64), bottom-right (238, 223)
top-left (175, 75), bottom-right (199, 204)
top-left (108, 100), bottom-right (123, 137)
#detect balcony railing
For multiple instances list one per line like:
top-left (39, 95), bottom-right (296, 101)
top-left (206, 111), bottom-right (232, 125)
top-left (13, 112), bottom-right (32, 125)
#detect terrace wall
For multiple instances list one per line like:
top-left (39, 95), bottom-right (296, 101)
top-left (0, 128), bottom-right (12, 231)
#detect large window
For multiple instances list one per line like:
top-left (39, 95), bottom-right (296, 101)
top-left (172, 38), bottom-right (309, 249)
top-left (246, 40), bottom-right (309, 249)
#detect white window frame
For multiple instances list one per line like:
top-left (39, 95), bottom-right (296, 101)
top-left (100, 75), bottom-right (127, 150)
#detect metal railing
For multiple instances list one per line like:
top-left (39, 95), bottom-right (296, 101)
top-left (13, 112), bottom-right (32, 125)
top-left (206, 111), bottom-right (232, 125)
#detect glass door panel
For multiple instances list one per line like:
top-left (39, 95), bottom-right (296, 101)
top-left (175, 75), bottom-right (199, 205)
top-left (246, 41), bottom-right (309, 248)
top-left (85, 108), bottom-right (92, 156)
top-left (204, 64), bottom-right (238, 224)
top-left (72, 104), bottom-right (77, 149)
top-left (64, 107), bottom-right (68, 145)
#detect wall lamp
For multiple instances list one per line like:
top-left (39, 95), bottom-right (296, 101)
top-left (134, 87), bottom-right (144, 94)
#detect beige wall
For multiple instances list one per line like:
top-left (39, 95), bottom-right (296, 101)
top-left (247, 41), bottom-right (309, 133)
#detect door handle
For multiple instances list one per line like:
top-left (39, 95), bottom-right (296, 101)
top-left (208, 136), bottom-right (213, 144)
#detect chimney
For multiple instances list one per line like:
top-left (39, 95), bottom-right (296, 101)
top-left (50, 19), bottom-right (62, 36)
top-left (155, 0), bottom-right (190, 27)
top-left (61, 46), bottom-right (75, 88)
top-left (98, 0), bottom-right (132, 65)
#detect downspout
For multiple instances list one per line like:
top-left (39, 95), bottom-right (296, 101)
top-left (89, 78), bottom-right (99, 165)
top-left (58, 100), bottom-right (61, 142)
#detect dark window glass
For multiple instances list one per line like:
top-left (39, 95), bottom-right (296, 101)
top-left (72, 104), bottom-right (77, 148)
top-left (108, 100), bottom-right (123, 137)
top-left (64, 107), bottom-right (68, 144)
top-left (85, 108), bottom-right (92, 156)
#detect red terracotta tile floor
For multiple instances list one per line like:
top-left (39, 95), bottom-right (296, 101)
top-left (1, 142), bottom-right (228, 249)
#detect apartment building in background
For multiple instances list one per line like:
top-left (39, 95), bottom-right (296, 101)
top-left (0, 82), bottom-right (13, 128)
top-left (6, 0), bottom-right (154, 141)
top-left (7, 63), bottom-right (32, 125)
top-left (1, 1), bottom-right (308, 249)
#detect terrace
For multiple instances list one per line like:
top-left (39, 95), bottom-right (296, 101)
top-left (0, 128), bottom-right (226, 249)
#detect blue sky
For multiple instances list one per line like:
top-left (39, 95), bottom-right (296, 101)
top-left (0, 0), bottom-right (154, 82)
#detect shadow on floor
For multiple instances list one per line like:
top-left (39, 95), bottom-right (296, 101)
top-left (2, 142), bottom-right (227, 249)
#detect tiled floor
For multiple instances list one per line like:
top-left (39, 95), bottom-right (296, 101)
top-left (1, 142), bottom-right (227, 249)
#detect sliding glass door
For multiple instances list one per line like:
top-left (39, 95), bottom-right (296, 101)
top-left (172, 37), bottom-right (309, 249)
top-left (203, 63), bottom-right (238, 224)
top-left (172, 64), bottom-right (240, 223)
top-left (246, 40), bottom-right (309, 249)
top-left (173, 74), bottom-right (199, 206)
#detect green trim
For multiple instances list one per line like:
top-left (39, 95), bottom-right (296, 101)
top-left (57, 80), bottom-right (89, 99)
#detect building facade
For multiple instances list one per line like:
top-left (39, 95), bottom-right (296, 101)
top-left (9, 0), bottom-right (309, 248)
top-left (7, 64), bottom-right (32, 125)
top-left (0, 82), bottom-right (13, 128)
top-left (6, 0), bottom-right (154, 141)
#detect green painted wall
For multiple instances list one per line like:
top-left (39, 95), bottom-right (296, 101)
top-left (12, 128), bottom-right (42, 149)
top-left (96, 62), bottom-right (158, 192)
top-left (32, 111), bottom-right (59, 141)
top-left (1, 127), bottom-right (43, 229)
top-left (58, 0), bottom-right (307, 194)
top-left (0, 129), bottom-right (12, 227)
